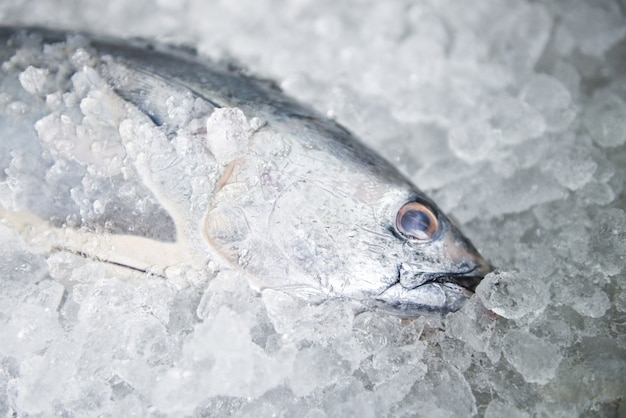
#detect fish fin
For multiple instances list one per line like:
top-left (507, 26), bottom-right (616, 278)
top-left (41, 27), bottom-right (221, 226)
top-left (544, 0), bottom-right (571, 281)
top-left (0, 205), bottom-right (196, 276)
top-left (101, 59), bottom-right (219, 132)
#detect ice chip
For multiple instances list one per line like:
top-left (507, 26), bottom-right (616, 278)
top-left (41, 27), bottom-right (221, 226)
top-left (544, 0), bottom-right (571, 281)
top-left (489, 3), bottom-right (552, 72)
top-left (439, 337), bottom-right (472, 373)
top-left (205, 107), bottom-right (251, 162)
top-left (502, 330), bottom-right (562, 384)
top-left (196, 270), bottom-right (257, 320)
top-left (261, 288), bottom-right (308, 334)
top-left (16, 339), bottom-right (82, 413)
top-left (413, 157), bottom-right (478, 190)
top-left (521, 74), bottom-right (576, 132)
top-left (589, 208), bottom-right (626, 276)
top-left (579, 180), bottom-right (615, 206)
top-left (448, 120), bottom-right (500, 163)
top-left (393, 361), bottom-right (477, 417)
top-left (165, 94), bottom-right (195, 127)
top-left (563, 280), bottom-right (610, 318)
top-left (561, 0), bottom-right (626, 57)
top-left (71, 66), bottom-right (106, 96)
top-left (107, 395), bottom-right (147, 417)
top-left (449, 168), bottom-right (567, 222)
top-left (23, 279), bottom-right (66, 312)
top-left (583, 91), bottom-right (626, 148)
top-left (542, 144), bottom-right (597, 191)
top-left (0, 303), bottom-right (62, 358)
top-left (79, 88), bottom-right (127, 128)
top-left (289, 346), bottom-right (350, 397)
top-left (193, 395), bottom-right (248, 417)
top-left (321, 379), bottom-right (377, 418)
top-left (153, 306), bottom-right (287, 414)
top-left (18, 65), bottom-right (49, 96)
top-left (487, 95), bottom-right (545, 145)
top-left (476, 271), bottom-right (550, 320)
top-left (371, 344), bottom-right (426, 383)
top-left (552, 61), bottom-right (581, 100)
top-left (351, 312), bottom-right (399, 356)
top-left (530, 318), bottom-right (574, 347)
top-left (485, 400), bottom-right (530, 418)
top-left (544, 338), bottom-right (626, 413)
top-left (514, 243), bottom-right (558, 279)
top-left (445, 298), bottom-right (499, 362)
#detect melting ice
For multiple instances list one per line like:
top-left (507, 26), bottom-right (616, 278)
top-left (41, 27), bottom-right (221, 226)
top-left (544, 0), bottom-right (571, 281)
top-left (1, 0), bottom-right (625, 416)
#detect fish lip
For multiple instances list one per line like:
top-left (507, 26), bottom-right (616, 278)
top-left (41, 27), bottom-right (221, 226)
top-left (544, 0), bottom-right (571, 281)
top-left (431, 267), bottom-right (484, 293)
top-left (385, 265), bottom-right (485, 296)
top-left (374, 275), bottom-right (475, 316)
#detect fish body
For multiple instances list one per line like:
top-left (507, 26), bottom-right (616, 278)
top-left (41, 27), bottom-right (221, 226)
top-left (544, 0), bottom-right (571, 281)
top-left (0, 27), bottom-right (490, 316)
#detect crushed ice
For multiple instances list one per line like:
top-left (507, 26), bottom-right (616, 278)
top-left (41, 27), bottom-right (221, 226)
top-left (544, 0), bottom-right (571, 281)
top-left (0, 0), bottom-right (625, 416)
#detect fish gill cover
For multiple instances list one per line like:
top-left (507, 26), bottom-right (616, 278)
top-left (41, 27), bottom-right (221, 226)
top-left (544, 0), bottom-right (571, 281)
top-left (0, 0), bottom-right (625, 417)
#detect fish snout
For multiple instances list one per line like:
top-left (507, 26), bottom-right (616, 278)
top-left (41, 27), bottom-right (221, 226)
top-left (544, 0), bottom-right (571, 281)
top-left (448, 261), bottom-right (491, 292)
top-left (443, 229), bottom-right (492, 292)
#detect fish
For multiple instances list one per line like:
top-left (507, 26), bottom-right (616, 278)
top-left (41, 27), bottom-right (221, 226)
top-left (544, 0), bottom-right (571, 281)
top-left (0, 26), bottom-right (491, 317)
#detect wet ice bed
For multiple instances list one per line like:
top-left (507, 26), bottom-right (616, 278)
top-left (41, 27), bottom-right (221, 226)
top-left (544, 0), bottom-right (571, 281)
top-left (1, 0), bottom-right (625, 416)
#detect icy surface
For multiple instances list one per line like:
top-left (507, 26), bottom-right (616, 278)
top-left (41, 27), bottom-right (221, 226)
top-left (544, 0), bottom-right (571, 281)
top-left (1, 0), bottom-right (625, 417)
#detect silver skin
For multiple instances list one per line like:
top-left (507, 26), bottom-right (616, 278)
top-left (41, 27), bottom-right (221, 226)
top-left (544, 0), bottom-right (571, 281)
top-left (0, 27), bottom-right (490, 317)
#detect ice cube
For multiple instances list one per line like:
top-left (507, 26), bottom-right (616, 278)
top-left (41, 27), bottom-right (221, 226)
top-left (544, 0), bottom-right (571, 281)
top-left (485, 399), bottom-right (530, 418)
top-left (487, 95), bottom-right (545, 145)
top-left (392, 360), bottom-right (477, 417)
top-left (289, 346), bottom-right (349, 396)
top-left (18, 65), bottom-right (49, 96)
top-left (446, 298), bottom-right (500, 362)
top-left (589, 208), bottom-right (626, 276)
top-left (542, 144), bottom-right (597, 191)
top-left (583, 90), bottom-right (626, 148)
top-left (205, 107), bottom-right (250, 162)
top-left (488, 3), bottom-right (552, 73)
top-left (0, 303), bottom-right (62, 358)
top-left (561, 279), bottom-right (610, 318)
top-left (521, 74), bottom-right (576, 132)
top-left (502, 330), bottom-right (562, 384)
top-left (448, 120), bottom-right (500, 163)
top-left (476, 271), bottom-right (551, 320)
top-left (560, 0), bottom-right (626, 57)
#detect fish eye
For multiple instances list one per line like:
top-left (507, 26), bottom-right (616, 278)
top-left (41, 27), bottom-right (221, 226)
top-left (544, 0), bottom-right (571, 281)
top-left (396, 202), bottom-right (439, 241)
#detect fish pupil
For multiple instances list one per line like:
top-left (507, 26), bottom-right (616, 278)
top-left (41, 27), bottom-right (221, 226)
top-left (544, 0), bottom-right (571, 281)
top-left (401, 210), bottom-right (430, 237)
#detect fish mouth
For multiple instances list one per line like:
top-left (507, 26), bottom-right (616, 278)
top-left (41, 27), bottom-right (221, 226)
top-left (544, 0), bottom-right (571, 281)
top-left (372, 270), bottom-right (479, 317)
top-left (372, 265), bottom-right (490, 317)
top-left (430, 267), bottom-right (484, 293)
top-left (373, 227), bottom-right (492, 316)
top-left (427, 252), bottom-right (494, 293)
top-left (390, 264), bottom-right (488, 294)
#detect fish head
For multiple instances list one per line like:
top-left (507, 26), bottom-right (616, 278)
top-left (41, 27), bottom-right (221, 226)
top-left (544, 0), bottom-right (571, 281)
top-left (371, 191), bottom-right (492, 316)
top-left (203, 117), bottom-right (491, 317)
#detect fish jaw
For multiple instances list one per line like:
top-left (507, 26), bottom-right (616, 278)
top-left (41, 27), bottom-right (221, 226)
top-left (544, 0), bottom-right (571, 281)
top-left (373, 281), bottom-right (474, 317)
top-left (374, 262), bottom-right (489, 316)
